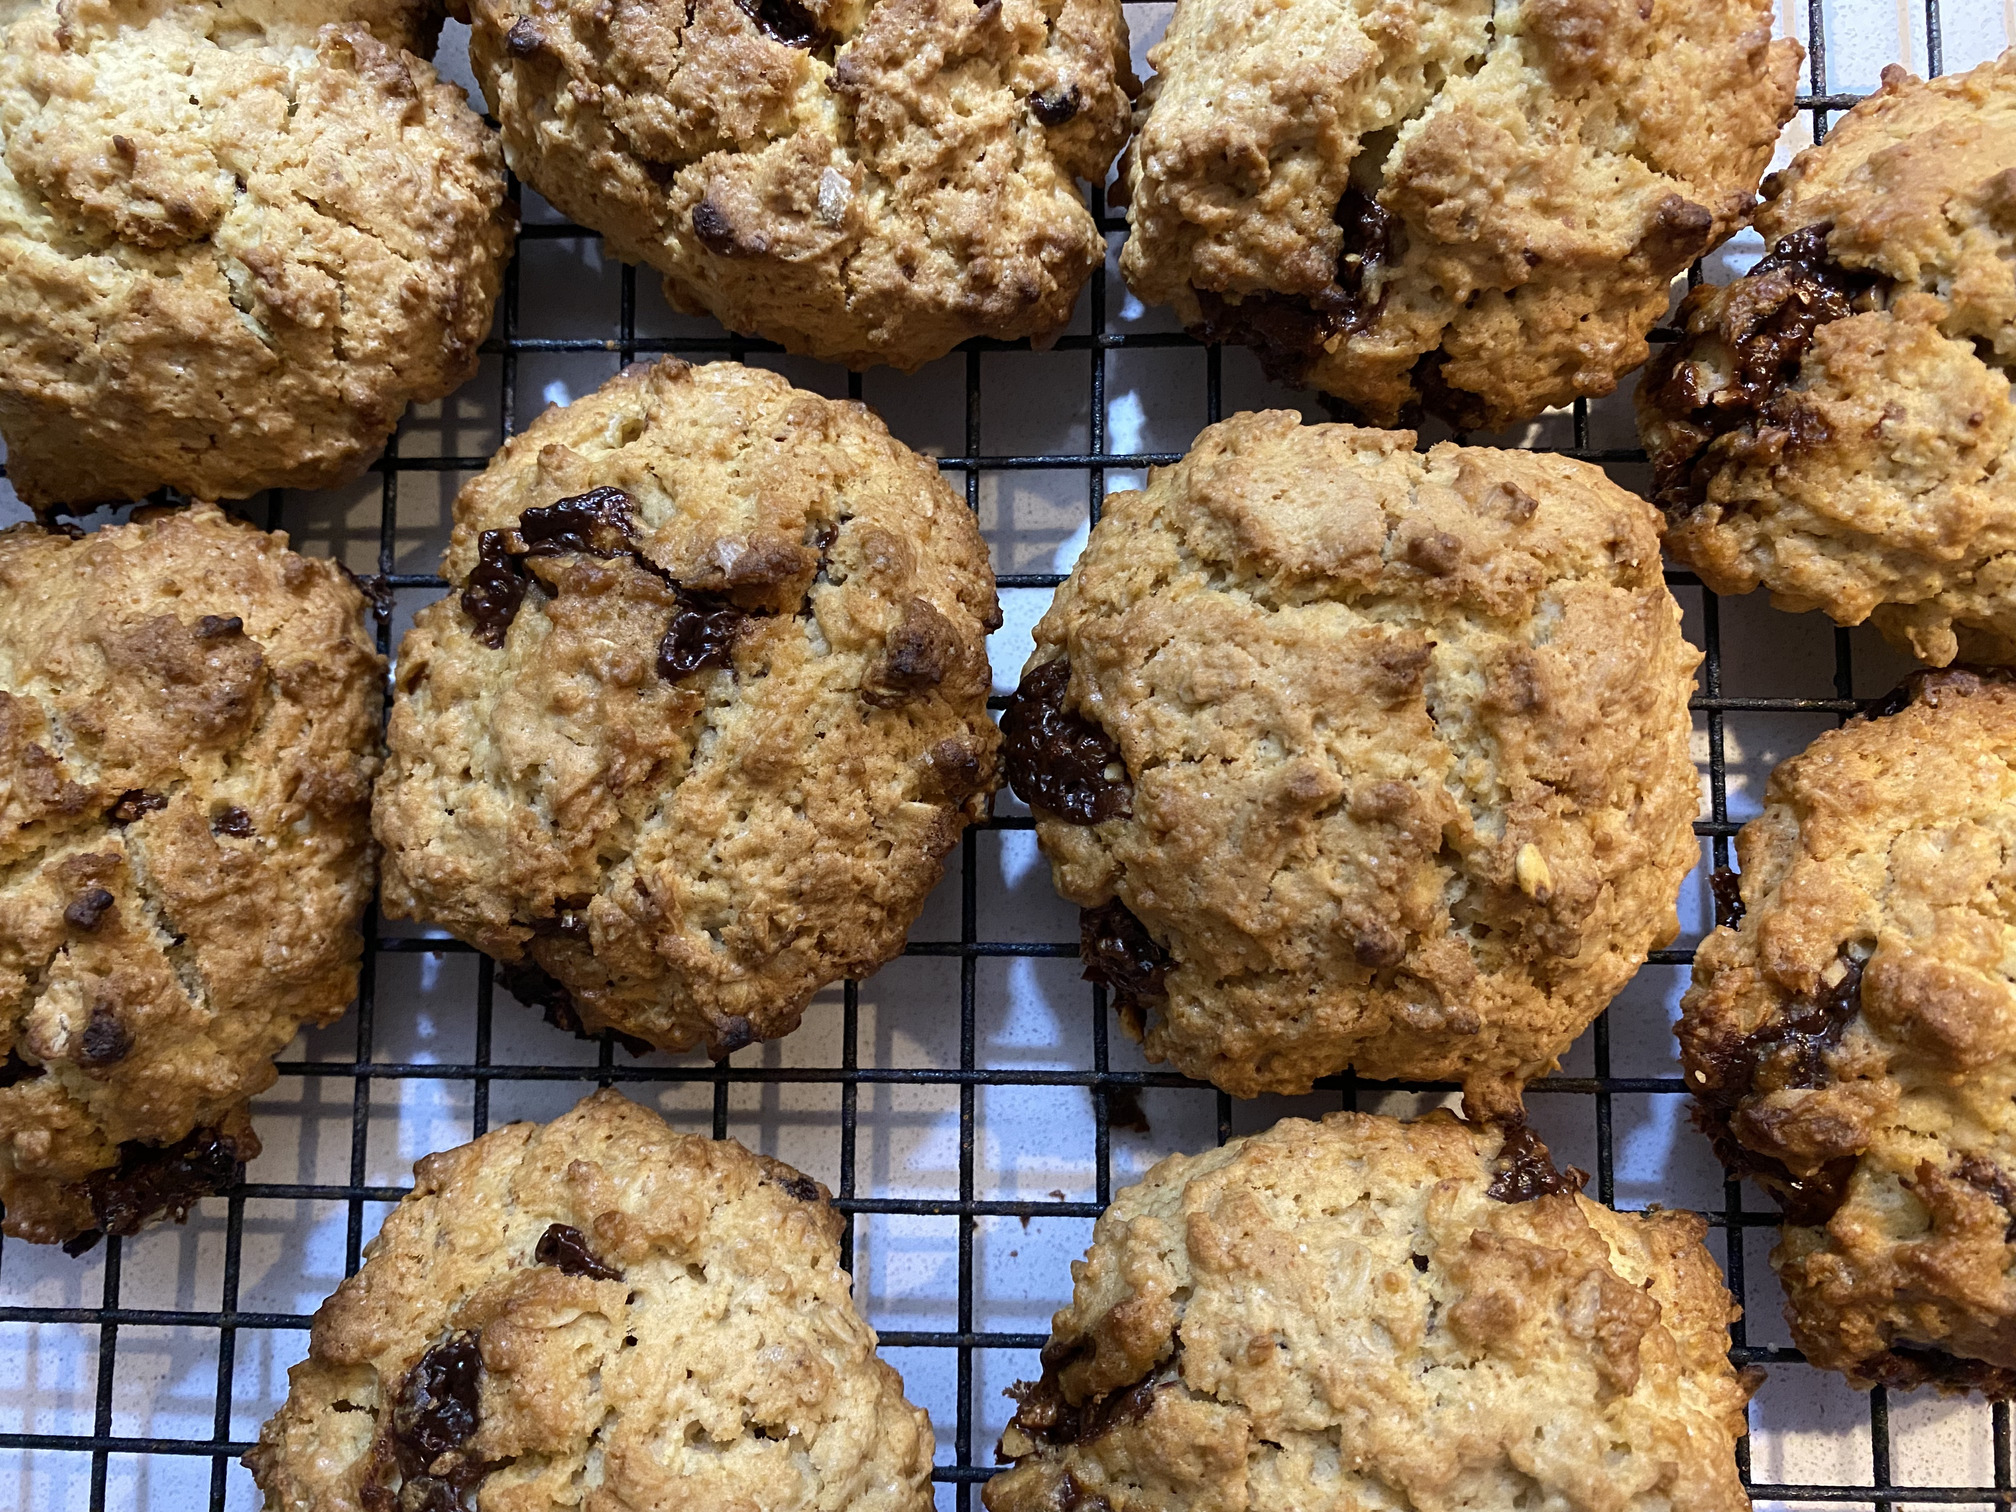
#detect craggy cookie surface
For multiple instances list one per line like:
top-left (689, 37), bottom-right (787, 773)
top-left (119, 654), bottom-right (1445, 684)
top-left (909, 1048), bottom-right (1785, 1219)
top-left (246, 1089), bottom-right (935, 1511)
top-left (454, 0), bottom-right (1132, 369)
top-left (1680, 669), bottom-right (2016, 1392)
top-left (1120, 0), bottom-right (1798, 430)
top-left (1641, 54), bottom-right (2016, 667)
top-left (375, 359), bottom-right (1001, 1057)
top-left (0, 0), bottom-right (513, 511)
top-left (0, 505), bottom-right (381, 1246)
top-left (985, 1111), bottom-right (1753, 1512)
top-left (1001, 412), bottom-right (1700, 1104)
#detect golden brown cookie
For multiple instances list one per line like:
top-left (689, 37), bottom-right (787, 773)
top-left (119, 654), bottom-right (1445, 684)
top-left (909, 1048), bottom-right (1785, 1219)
top-left (0, 504), bottom-right (382, 1247)
top-left (985, 1111), bottom-right (1754, 1512)
top-left (0, 0), bottom-right (514, 513)
top-left (245, 1089), bottom-right (936, 1512)
top-left (1640, 53), bottom-right (2016, 668)
top-left (1679, 667), bottom-right (2016, 1394)
top-left (1118, 0), bottom-right (1799, 430)
top-left (452, 0), bottom-right (1133, 370)
top-left (1000, 411), bottom-right (1701, 1105)
top-left (374, 359), bottom-right (1001, 1058)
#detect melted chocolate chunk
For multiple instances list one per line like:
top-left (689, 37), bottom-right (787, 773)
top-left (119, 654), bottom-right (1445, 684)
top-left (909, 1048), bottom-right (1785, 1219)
top-left (504, 15), bottom-right (545, 53)
top-left (1709, 867), bottom-right (1745, 930)
top-left (535, 1222), bottom-right (623, 1280)
top-left (1409, 348), bottom-right (1491, 433)
top-left (1003, 1340), bottom-right (1180, 1453)
top-left (462, 529), bottom-right (528, 649)
top-left (1030, 86), bottom-right (1081, 126)
top-left (1642, 223), bottom-right (1885, 517)
top-left (1103, 1083), bottom-right (1150, 1134)
top-left (735, 0), bottom-right (832, 48)
top-left (658, 592), bottom-right (751, 680)
top-left (775, 1171), bottom-right (822, 1204)
top-left (194, 614), bottom-right (243, 639)
top-left (527, 909), bottom-right (591, 943)
top-left (1485, 1121), bottom-right (1588, 1204)
top-left (710, 1014), bottom-right (757, 1058)
top-left (106, 790), bottom-right (167, 825)
top-left (64, 888), bottom-right (116, 931)
top-left (0, 1050), bottom-right (44, 1088)
top-left (211, 806), bottom-right (254, 838)
top-left (495, 958), bottom-right (655, 1057)
top-left (1954, 1155), bottom-right (2016, 1242)
top-left (1409, 1252), bottom-right (1430, 1272)
top-left (1689, 945), bottom-right (1868, 1225)
top-left (1865, 664), bottom-right (2016, 721)
top-left (75, 1124), bottom-right (248, 1243)
top-left (1190, 187), bottom-right (1396, 385)
top-left (1001, 657), bottom-right (1131, 824)
top-left (1860, 1341), bottom-right (2016, 1397)
top-left (389, 1333), bottom-right (489, 1509)
top-left (516, 488), bottom-right (635, 559)
top-left (77, 1005), bottom-right (132, 1068)
top-left (1079, 900), bottom-right (1170, 1035)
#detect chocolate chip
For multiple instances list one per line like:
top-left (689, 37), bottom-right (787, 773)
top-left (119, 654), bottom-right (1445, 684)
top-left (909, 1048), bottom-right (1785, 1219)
top-left (76, 1123), bottom-right (248, 1240)
top-left (775, 1172), bottom-right (822, 1203)
top-left (517, 488), bottom-right (635, 559)
top-left (1864, 665), bottom-right (2016, 722)
top-left (0, 1050), bottom-right (44, 1088)
top-left (1002, 1342), bottom-right (1180, 1452)
top-left (194, 615), bottom-right (243, 639)
top-left (1860, 1341), bottom-right (2016, 1397)
top-left (504, 15), bottom-right (544, 54)
top-left (1189, 186), bottom-right (1395, 385)
top-left (1410, 1253), bottom-right (1430, 1272)
top-left (1103, 1083), bottom-right (1150, 1133)
top-left (495, 958), bottom-right (654, 1057)
top-left (211, 807), bottom-right (254, 838)
top-left (1642, 222), bottom-right (1885, 517)
top-left (658, 591), bottom-right (752, 680)
top-left (1030, 86), bottom-right (1080, 126)
top-left (1709, 867), bottom-right (1745, 929)
top-left (390, 1334), bottom-right (487, 1503)
top-left (691, 199), bottom-right (742, 256)
top-left (1953, 1156), bottom-right (2016, 1242)
top-left (734, 0), bottom-right (832, 48)
top-left (1410, 348), bottom-right (1490, 433)
top-left (1079, 899), bottom-right (1170, 1035)
top-left (535, 1222), bottom-right (623, 1279)
top-left (64, 888), bottom-right (116, 931)
top-left (1484, 1120), bottom-right (1588, 1204)
top-left (77, 1005), bottom-right (132, 1068)
top-left (710, 1015), bottom-right (756, 1058)
top-left (106, 790), bottom-right (167, 826)
top-left (462, 529), bottom-right (528, 648)
top-left (1001, 657), bottom-right (1131, 824)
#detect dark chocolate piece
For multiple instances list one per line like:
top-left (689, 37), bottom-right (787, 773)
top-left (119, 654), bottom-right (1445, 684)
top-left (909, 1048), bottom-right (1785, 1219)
top-left (734, 0), bottom-right (832, 48)
top-left (1030, 86), bottom-right (1081, 126)
top-left (1860, 1341), bottom-right (2016, 1397)
top-left (387, 1333), bottom-right (492, 1510)
top-left (658, 592), bottom-right (751, 680)
top-left (64, 888), bottom-right (116, 931)
top-left (75, 1123), bottom-right (248, 1242)
top-left (1103, 1083), bottom-right (1150, 1134)
top-left (1484, 1120), bottom-right (1588, 1204)
top-left (710, 1014), bottom-right (757, 1059)
top-left (77, 1005), bottom-right (132, 1068)
top-left (0, 1050), bottom-right (44, 1088)
top-left (1954, 1155), bottom-right (2016, 1243)
top-left (775, 1172), bottom-right (822, 1204)
top-left (535, 1222), bottom-right (623, 1280)
top-left (1864, 665), bottom-right (2016, 722)
top-left (1002, 1339), bottom-right (1181, 1453)
top-left (495, 957), bottom-right (655, 1058)
top-left (516, 487), bottom-right (635, 559)
top-left (1709, 867), bottom-right (1745, 930)
top-left (106, 790), bottom-right (167, 825)
top-left (1001, 657), bottom-right (1131, 824)
top-left (1078, 899), bottom-right (1171, 1036)
top-left (462, 529), bottom-right (528, 649)
top-left (211, 806), bottom-right (254, 838)
top-left (194, 614), bottom-right (244, 639)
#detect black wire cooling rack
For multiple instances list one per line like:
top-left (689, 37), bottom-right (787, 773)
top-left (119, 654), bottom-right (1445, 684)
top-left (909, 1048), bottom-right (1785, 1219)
top-left (3, 0), bottom-right (2010, 1506)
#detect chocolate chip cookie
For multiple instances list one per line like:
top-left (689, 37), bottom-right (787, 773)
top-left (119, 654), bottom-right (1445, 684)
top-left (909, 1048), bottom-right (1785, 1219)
top-left (986, 1111), bottom-right (1754, 1512)
top-left (1641, 54), bottom-right (2016, 667)
top-left (246, 1089), bottom-right (936, 1511)
top-left (374, 359), bottom-right (1001, 1058)
top-left (453, 0), bottom-right (1133, 370)
top-left (0, 0), bottom-right (514, 512)
top-left (1680, 667), bottom-right (2016, 1393)
top-left (1001, 411), bottom-right (1701, 1107)
top-left (1119, 0), bottom-right (1799, 430)
top-left (0, 504), bottom-right (382, 1247)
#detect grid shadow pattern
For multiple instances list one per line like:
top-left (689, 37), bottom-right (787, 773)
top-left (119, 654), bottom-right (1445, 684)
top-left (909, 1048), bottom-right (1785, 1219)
top-left (0, 0), bottom-right (2009, 1506)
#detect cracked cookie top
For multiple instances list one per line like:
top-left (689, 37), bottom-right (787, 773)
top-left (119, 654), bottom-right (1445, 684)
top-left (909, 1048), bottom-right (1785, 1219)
top-left (245, 1088), bottom-right (936, 1512)
top-left (1679, 668), bottom-right (2016, 1393)
top-left (1638, 52), bottom-right (2016, 667)
top-left (373, 359), bottom-right (1001, 1058)
top-left (1119, 0), bottom-right (1799, 430)
top-left (1001, 411), bottom-right (1700, 1105)
top-left (452, 0), bottom-right (1133, 370)
top-left (984, 1110), bottom-right (1754, 1512)
top-left (0, 0), bottom-right (514, 512)
top-left (0, 503), bottom-right (382, 1246)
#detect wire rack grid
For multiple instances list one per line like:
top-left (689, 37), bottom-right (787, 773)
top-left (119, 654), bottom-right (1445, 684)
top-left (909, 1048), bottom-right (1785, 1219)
top-left (1, 0), bottom-right (2013, 1507)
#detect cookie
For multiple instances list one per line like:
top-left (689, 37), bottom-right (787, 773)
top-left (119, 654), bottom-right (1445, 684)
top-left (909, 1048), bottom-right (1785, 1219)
top-left (0, 504), bottom-right (382, 1247)
top-left (451, 0), bottom-right (1132, 370)
top-left (1679, 667), bottom-right (2016, 1393)
top-left (1000, 411), bottom-right (1700, 1106)
top-left (1118, 0), bottom-right (1799, 431)
top-left (374, 359), bottom-right (1001, 1058)
top-left (1640, 54), bottom-right (2016, 668)
top-left (985, 1110), bottom-right (1754, 1512)
top-left (0, 0), bottom-right (514, 513)
top-left (245, 1088), bottom-right (936, 1511)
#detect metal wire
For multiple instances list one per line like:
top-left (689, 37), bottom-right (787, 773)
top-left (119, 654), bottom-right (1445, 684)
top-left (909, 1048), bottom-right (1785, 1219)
top-left (0, 0), bottom-right (2002, 1505)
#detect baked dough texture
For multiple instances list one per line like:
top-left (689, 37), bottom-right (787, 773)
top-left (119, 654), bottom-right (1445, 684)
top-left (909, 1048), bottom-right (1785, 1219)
top-left (1640, 53), bottom-right (2016, 668)
top-left (0, 504), bottom-right (381, 1247)
top-left (1118, 0), bottom-right (1799, 430)
top-left (245, 1088), bottom-right (936, 1512)
top-left (374, 359), bottom-right (1002, 1059)
top-left (1679, 668), bottom-right (2016, 1394)
top-left (1001, 412), bottom-right (1701, 1105)
top-left (0, 0), bottom-right (514, 512)
top-left (453, 0), bottom-right (1133, 370)
top-left (984, 1110), bottom-right (1754, 1512)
